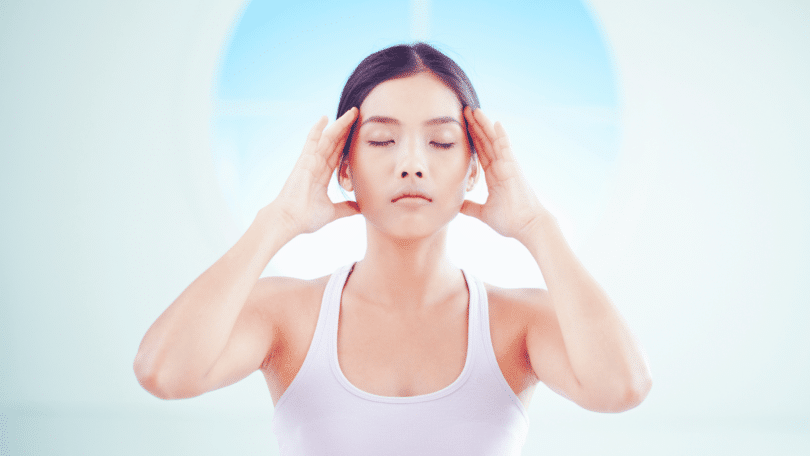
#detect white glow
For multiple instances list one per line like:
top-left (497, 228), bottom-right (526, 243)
top-left (410, 0), bottom-right (431, 41)
top-left (2, 1), bottom-right (810, 454)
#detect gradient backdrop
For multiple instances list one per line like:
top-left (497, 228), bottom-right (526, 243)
top-left (1, 0), bottom-right (808, 454)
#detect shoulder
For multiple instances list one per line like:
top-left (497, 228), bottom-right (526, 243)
top-left (249, 274), bottom-right (331, 336)
top-left (483, 282), bottom-right (551, 329)
top-left (253, 274), bottom-right (330, 305)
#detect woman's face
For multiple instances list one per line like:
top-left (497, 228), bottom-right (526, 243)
top-left (340, 72), bottom-right (478, 240)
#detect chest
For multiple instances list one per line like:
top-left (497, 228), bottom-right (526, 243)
top-left (262, 286), bottom-right (536, 408)
top-left (336, 294), bottom-right (469, 397)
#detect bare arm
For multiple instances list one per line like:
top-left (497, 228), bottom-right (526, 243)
top-left (519, 215), bottom-right (651, 412)
top-left (133, 108), bottom-right (359, 399)
top-left (462, 107), bottom-right (652, 412)
top-left (133, 207), bottom-right (294, 399)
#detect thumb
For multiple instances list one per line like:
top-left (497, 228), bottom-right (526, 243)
top-left (460, 200), bottom-right (484, 221)
top-left (333, 200), bottom-right (361, 220)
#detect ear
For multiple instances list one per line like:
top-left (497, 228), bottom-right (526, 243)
top-left (338, 157), bottom-right (354, 192)
top-left (466, 155), bottom-right (480, 192)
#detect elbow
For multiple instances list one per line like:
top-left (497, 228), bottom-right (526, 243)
top-left (584, 373), bottom-right (652, 413)
top-left (135, 365), bottom-right (199, 400)
top-left (621, 375), bottom-right (652, 410)
top-left (610, 354), bottom-right (654, 412)
top-left (133, 351), bottom-right (192, 400)
top-left (133, 353), bottom-right (170, 399)
top-left (137, 374), bottom-right (172, 400)
top-left (610, 372), bottom-right (653, 412)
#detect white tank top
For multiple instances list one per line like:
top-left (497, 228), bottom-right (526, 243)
top-left (272, 264), bottom-right (530, 455)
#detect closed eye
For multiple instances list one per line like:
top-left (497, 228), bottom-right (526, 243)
top-left (431, 141), bottom-right (454, 149)
top-left (368, 140), bottom-right (394, 147)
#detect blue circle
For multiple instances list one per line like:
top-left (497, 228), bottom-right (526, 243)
top-left (212, 0), bottom-right (619, 236)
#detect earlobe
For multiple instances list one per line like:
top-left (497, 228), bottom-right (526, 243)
top-left (466, 156), bottom-right (480, 191)
top-left (338, 160), bottom-right (354, 192)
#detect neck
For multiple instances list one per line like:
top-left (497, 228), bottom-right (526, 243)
top-left (350, 221), bottom-right (461, 313)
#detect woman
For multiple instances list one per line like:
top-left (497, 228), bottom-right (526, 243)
top-left (134, 43), bottom-right (652, 454)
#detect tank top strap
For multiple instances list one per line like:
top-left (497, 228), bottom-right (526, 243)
top-left (463, 266), bottom-right (488, 364)
top-left (323, 262), bottom-right (354, 350)
top-left (463, 268), bottom-right (531, 422)
top-left (272, 263), bottom-right (353, 412)
top-left (460, 268), bottom-right (482, 362)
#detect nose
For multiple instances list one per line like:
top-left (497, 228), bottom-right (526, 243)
top-left (396, 138), bottom-right (426, 179)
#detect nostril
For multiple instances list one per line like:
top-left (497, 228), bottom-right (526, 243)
top-left (416, 171), bottom-right (422, 178)
top-left (401, 171), bottom-right (407, 178)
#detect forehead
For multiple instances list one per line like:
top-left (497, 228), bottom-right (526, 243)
top-left (359, 72), bottom-right (462, 121)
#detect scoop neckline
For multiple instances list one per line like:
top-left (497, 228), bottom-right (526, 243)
top-left (330, 264), bottom-right (475, 403)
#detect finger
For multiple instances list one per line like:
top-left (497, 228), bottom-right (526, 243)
top-left (333, 200), bottom-right (361, 220)
top-left (463, 107), bottom-right (481, 159)
top-left (319, 107), bottom-right (357, 163)
top-left (472, 109), bottom-right (498, 146)
top-left (473, 109), bottom-right (509, 162)
top-left (464, 107), bottom-right (486, 159)
top-left (474, 109), bottom-right (513, 162)
top-left (325, 108), bottom-right (358, 171)
top-left (492, 121), bottom-right (515, 161)
top-left (316, 109), bottom-right (357, 187)
top-left (470, 122), bottom-right (493, 170)
top-left (469, 114), bottom-right (491, 161)
top-left (465, 108), bottom-right (494, 169)
top-left (464, 108), bottom-right (490, 165)
top-left (303, 116), bottom-right (329, 155)
top-left (460, 199), bottom-right (484, 221)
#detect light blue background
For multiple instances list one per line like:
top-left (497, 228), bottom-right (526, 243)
top-left (211, 0), bottom-right (621, 285)
top-left (1, 0), bottom-right (808, 454)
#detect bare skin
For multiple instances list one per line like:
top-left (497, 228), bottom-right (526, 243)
top-left (134, 73), bottom-right (652, 414)
top-left (258, 274), bottom-right (540, 408)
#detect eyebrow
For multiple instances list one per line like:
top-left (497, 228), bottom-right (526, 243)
top-left (360, 116), bottom-right (462, 127)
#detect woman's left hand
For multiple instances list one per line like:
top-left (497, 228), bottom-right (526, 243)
top-left (461, 106), bottom-right (549, 241)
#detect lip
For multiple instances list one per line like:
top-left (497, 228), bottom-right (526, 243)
top-left (392, 196), bottom-right (432, 206)
top-left (391, 190), bottom-right (432, 203)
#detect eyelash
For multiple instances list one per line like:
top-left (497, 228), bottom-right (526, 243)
top-left (431, 141), bottom-right (455, 149)
top-left (367, 140), bottom-right (455, 149)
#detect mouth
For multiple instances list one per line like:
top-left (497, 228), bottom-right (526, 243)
top-left (391, 193), bottom-right (432, 203)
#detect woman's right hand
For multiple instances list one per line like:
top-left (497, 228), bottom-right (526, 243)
top-left (270, 107), bottom-right (360, 235)
top-left (134, 107), bottom-right (360, 400)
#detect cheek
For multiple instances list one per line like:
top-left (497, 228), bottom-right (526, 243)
top-left (349, 155), bottom-right (384, 206)
top-left (450, 153), bottom-right (474, 180)
top-left (439, 158), bottom-right (473, 203)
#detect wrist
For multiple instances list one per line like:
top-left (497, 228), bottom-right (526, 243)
top-left (516, 211), bottom-right (569, 273)
top-left (253, 203), bottom-right (301, 247)
top-left (515, 210), bottom-right (559, 246)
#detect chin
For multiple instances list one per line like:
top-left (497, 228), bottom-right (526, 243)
top-left (382, 219), bottom-right (454, 244)
top-left (382, 223), bottom-right (433, 241)
top-left (361, 204), bottom-right (459, 241)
